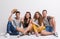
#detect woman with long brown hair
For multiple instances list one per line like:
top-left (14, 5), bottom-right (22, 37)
top-left (32, 11), bottom-right (45, 37)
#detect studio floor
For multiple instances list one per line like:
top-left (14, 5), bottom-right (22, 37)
top-left (0, 34), bottom-right (58, 39)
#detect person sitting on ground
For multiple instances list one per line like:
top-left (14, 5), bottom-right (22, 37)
top-left (21, 12), bottom-right (33, 35)
top-left (7, 9), bottom-right (24, 35)
top-left (41, 10), bottom-right (58, 37)
top-left (32, 11), bottom-right (45, 37)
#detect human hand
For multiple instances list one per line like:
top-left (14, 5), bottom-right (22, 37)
top-left (11, 9), bottom-right (17, 14)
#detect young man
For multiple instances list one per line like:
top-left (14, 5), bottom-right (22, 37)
top-left (41, 10), bottom-right (58, 37)
top-left (7, 9), bottom-right (24, 35)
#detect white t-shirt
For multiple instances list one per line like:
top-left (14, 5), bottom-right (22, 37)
top-left (12, 17), bottom-right (22, 28)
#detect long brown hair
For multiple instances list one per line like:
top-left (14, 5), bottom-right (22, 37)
top-left (24, 11), bottom-right (31, 23)
top-left (34, 11), bottom-right (43, 26)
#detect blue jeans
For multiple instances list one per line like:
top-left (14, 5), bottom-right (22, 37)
top-left (46, 26), bottom-right (53, 32)
top-left (7, 21), bottom-right (19, 35)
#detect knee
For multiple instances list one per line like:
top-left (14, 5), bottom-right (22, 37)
top-left (41, 31), bottom-right (44, 34)
top-left (7, 21), bottom-right (12, 26)
top-left (8, 21), bottom-right (12, 24)
top-left (41, 30), bottom-right (46, 35)
top-left (28, 24), bottom-right (32, 28)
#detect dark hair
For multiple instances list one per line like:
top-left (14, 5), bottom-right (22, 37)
top-left (24, 11), bottom-right (31, 23)
top-left (15, 11), bottom-right (20, 14)
top-left (42, 10), bottom-right (47, 13)
top-left (34, 11), bottom-right (43, 26)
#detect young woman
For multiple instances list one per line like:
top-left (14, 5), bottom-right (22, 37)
top-left (32, 11), bottom-right (45, 37)
top-left (21, 11), bottom-right (33, 35)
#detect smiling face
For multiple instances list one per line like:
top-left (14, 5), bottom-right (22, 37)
top-left (15, 11), bottom-right (20, 19)
top-left (34, 12), bottom-right (43, 26)
top-left (42, 10), bottom-right (47, 18)
top-left (25, 12), bottom-right (31, 19)
top-left (35, 13), bottom-right (40, 19)
top-left (34, 11), bottom-right (42, 20)
top-left (16, 13), bottom-right (20, 18)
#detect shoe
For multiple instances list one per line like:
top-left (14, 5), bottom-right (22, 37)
top-left (53, 32), bottom-right (58, 37)
top-left (4, 33), bottom-right (10, 38)
top-left (28, 32), bottom-right (31, 36)
top-left (17, 34), bottom-right (24, 38)
top-left (17, 35), bottom-right (20, 38)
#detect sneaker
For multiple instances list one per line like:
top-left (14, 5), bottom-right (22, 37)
top-left (4, 33), bottom-right (10, 38)
top-left (28, 32), bottom-right (31, 36)
top-left (17, 35), bottom-right (20, 38)
top-left (20, 34), bottom-right (24, 36)
top-left (17, 34), bottom-right (24, 38)
top-left (30, 32), bottom-right (34, 35)
top-left (53, 32), bottom-right (58, 37)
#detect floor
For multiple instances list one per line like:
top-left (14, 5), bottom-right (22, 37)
top-left (0, 34), bottom-right (58, 39)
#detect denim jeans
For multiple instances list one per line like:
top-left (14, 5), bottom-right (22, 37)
top-left (7, 21), bottom-right (19, 35)
top-left (46, 26), bottom-right (53, 32)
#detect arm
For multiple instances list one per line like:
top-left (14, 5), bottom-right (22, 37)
top-left (21, 18), bottom-right (24, 24)
top-left (8, 11), bottom-right (13, 21)
top-left (8, 9), bottom-right (17, 21)
top-left (33, 22), bottom-right (40, 26)
top-left (32, 19), bottom-right (40, 27)
top-left (48, 16), bottom-right (56, 32)
top-left (50, 17), bottom-right (56, 32)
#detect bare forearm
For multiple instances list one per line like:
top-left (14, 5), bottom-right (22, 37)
top-left (53, 18), bottom-right (56, 32)
top-left (8, 9), bottom-right (17, 21)
top-left (8, 13), bottom-right (13, 21)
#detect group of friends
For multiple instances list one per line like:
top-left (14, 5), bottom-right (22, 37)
top-left (6, 9), bottom-right (58, 37)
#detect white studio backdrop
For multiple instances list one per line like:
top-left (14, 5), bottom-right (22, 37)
top-left (0, 0), bottom-right (60, 37)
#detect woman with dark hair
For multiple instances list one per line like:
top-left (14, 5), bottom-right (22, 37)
top-left (21, 11), bottom-right (32, 35)
top-left (32, 11), bottom-right (45, 37)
